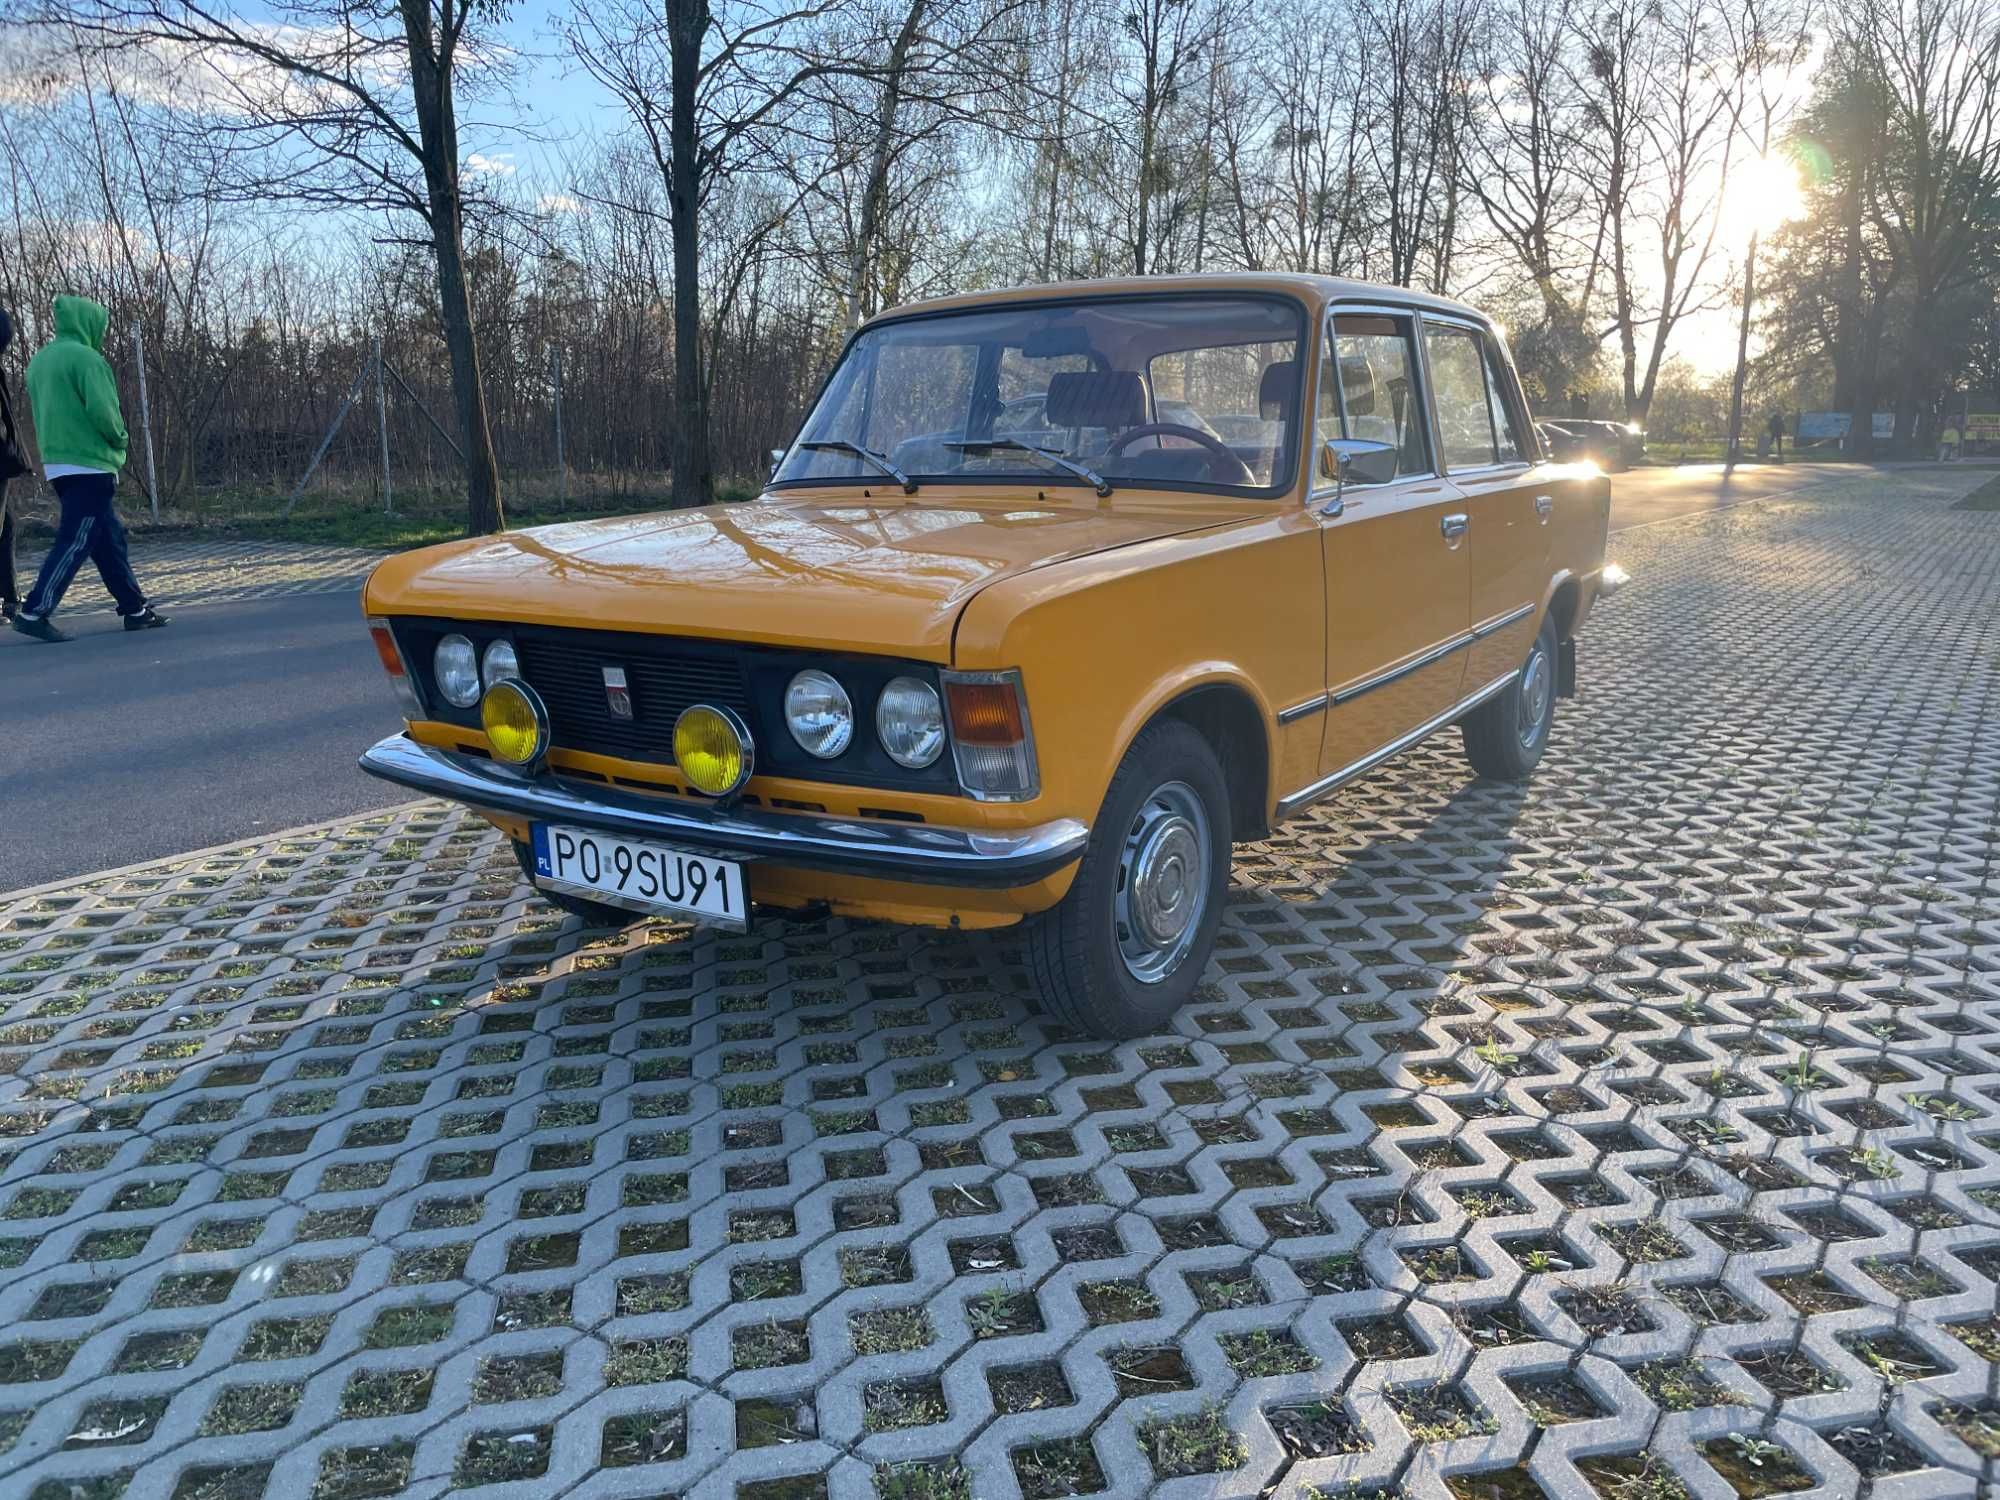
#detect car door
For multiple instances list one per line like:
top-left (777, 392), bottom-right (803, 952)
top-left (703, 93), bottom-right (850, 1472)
top-left (1310, 308), bottom-right (1472, 783)
top-left (1418, 318), bottom-right (1548, 689)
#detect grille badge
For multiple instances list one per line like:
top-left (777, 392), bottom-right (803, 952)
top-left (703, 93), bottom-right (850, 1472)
top-left (602, 666), bottom-right (634, 720)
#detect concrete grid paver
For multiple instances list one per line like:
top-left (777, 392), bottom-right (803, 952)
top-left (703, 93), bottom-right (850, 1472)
top-left (1, 465), bottom-right (1998, 1500)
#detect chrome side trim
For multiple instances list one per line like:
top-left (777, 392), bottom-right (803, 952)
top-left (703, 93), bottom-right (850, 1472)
top-left (1330, 632), bottom-right (1472, 707)
top-left (1277, 694), bottom-right (1329, 725)
top-left (358, 734), bottom-right (1088, 888)
top-left (1275, 670), bottom-right (1520, 819)
top-left (1471, 602), bottom-right (1535, 639)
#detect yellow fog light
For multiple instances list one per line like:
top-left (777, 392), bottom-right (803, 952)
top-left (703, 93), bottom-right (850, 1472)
top-left (481, 678), bottom-right (549, 767)
top-left (674, 703), bottom-right (752, 797)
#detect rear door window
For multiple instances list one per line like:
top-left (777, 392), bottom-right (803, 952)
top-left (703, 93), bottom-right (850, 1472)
top-left (1423, 324), bottom-right (1500, 470)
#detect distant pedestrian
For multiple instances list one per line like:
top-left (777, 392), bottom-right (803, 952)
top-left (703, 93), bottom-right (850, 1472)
top-left (11, 296), bottom-right (166, 643)
top-left (1767, 410), bottom-right (1785, 463)
top-left (0, 307), bottom-right (23, 620)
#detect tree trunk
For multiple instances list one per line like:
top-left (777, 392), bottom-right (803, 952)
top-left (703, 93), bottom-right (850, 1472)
top-left (667, 0), bottom-right (712, 508)
top-left (1724, 230), bottom-right (1756, 469)
top-left (399, 0), bottom-right (504, 535)
top-left (847, 0), bottom-right (929, 331)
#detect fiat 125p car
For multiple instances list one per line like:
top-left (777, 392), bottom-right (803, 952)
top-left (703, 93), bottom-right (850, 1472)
top-left (359, 273), bottom-right (1623, 1037)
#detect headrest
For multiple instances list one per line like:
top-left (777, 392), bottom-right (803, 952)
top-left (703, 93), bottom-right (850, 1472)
top-left (1045, 370), bottom-right (1144, 429)
top-left (1258, 361), bottom-right (1300, 422)
top-left (1337, 350), bottom-right (1377, 416)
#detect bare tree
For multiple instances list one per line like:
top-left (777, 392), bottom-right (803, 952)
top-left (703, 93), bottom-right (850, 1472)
top-left (33, 0), bottom-right (522, 532)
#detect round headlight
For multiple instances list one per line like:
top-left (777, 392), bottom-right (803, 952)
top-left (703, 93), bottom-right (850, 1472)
top-left (480, 678), bottom-right (548, 766)
top-left (675, 703), bottom-right (753, 797)
top-left (876, 676), bottom-right (945, 768)
top-left (434, 634), bottom-right (480, 707)
top-left (482, 638), bottom-right (519, 684)
top-left (784, 670), bottom-right (854, 759)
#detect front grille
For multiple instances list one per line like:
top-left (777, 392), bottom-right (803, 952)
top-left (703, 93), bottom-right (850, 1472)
top-left (515, 629), bottom-right (753, 763)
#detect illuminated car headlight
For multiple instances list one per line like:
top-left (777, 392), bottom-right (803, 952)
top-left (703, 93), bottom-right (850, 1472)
top-left (675, 704), bottom-right (753, 796)
top-left (434, 634), bottom-right (480, 708)
top-left (480, 678), bottom-right (549, 767)
top-left (876, 676), bottom-right (945, 768)
top-left (482, 638), bottom-right (519, 684)
top-left (785, 670), bottom-right (854, 759)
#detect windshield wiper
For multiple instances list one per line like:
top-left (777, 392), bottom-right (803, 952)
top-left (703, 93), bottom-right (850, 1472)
top-left (943, 438), bottom-right (1112, 497)
top-left (797, 439), bottom-right (917, 494)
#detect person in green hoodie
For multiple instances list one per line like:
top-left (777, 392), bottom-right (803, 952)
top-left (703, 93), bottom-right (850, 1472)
top-left (12, 295), bottom-right (166, 642)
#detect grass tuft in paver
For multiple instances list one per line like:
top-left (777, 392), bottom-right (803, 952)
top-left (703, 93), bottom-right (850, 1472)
top-left (1141, 1405), bottom-right (1246, 1477)
top-left (606, 1336), bottom-right (690, 1385)
top-left (990, 1360), bottom-right (1074, 1415)
top-left (1269, 1399), bottom-right (1368, 1457)
top-left (1015, 1434), bottom-right (1107, 1499)
top-left (472, 1351), bottom-right (564, 1403)
top-left (876, 1459), bottom-right (972, 1500)
top-left (734, 1318), bottom-right (812, 1368)
top-left (454, 1427), bottom-right (552, 1486)
top-left (238, 1316), bottom-right (332, 1362)
top-left (1578, 1452), bottom-right (1692, 1500)
top-left (602, 1408), bottom-right (685, 1466)
top-left (1221, 1328), bottom-right (1317, 1377)
top-left (740, 1396), bottom-right (817, 1445)
top-left (863, 1379), bottom-right (947, 1432)
top-left (339, 1368), bottom-right (434, 1419)
top-left (363, 1301), bottom-right (454, 1348)
top-left (169, 1463), bottom-right (273, 1500)
top-left (1702, 1434), bottom-right (1814, 1496)
top-left (1631, 1358), bottom-right (1744, 1411)
top-left (199, 1382), bottom-right (303, 1435)
top-left (850, 1305), bottom-right (935, 1354)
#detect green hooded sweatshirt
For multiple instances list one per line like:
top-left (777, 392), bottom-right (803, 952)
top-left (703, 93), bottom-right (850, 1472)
top-left (25, 295), bottom-right (127, 474)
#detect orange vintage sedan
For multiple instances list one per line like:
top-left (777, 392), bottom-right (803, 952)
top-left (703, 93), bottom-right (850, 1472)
top-left (359, 273), bottom-right (1623, 1037)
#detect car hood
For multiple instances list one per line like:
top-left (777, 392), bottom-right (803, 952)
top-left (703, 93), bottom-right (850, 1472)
top-left (363, 494), bottom-right (1237, 659)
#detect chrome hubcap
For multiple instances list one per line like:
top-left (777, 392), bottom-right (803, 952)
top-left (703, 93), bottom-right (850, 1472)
top-left (1518, 646), bottom-right (1551, 750)
top-left (1115, 781), bottom-right (1210, 984)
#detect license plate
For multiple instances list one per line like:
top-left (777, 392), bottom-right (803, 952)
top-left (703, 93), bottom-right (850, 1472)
top-left (530, 824), bottom-right (747, 929)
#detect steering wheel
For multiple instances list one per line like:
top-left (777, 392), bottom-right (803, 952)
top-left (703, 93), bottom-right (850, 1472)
top-left (1104, 423), bottom-right (1256, 484)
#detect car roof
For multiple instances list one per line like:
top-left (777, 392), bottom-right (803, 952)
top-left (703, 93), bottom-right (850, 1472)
top-left (869, 272), bottom-right (1497, 331)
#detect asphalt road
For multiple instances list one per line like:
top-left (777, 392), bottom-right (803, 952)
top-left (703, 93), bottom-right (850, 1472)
top-left (0, 461), bottom-right (1877, 892)
top-left (3, 589), bottom-right (406, 893)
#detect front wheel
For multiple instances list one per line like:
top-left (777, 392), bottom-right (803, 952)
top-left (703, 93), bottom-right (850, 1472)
top-left (1025, 720), bottom-right (1232, 1039)
top-left (1461, 616), bottom-right (1557, 781)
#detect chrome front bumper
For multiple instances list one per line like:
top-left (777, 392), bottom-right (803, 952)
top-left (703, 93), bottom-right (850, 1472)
top-left (359, 734), bottom-right (1089, 888)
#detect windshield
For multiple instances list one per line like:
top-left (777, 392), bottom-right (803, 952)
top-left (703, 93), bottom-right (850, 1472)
top-left (774, 295), bottom-right (1306, 497)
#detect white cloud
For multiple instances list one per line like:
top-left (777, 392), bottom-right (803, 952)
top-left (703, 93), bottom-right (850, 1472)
top-left (537, 192), bottom-right (584, 216)
top-left (465, 151), bottom-right (517, 177)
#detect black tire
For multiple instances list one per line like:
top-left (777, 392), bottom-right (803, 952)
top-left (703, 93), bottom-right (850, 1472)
top-left (1461, 615), bottom-right (1558, 781)
top-left (510, 840), bottom-right (634, 928)
top-left (1025, 719), bottom-right (1232, 1039)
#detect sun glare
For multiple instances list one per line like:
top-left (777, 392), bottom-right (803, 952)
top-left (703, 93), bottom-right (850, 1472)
top-left (1722, 152), bottom-right (1807, 245)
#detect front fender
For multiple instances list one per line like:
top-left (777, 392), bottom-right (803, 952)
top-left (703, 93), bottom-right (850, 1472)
top-left (952, 512), bottom-right (1325, 833)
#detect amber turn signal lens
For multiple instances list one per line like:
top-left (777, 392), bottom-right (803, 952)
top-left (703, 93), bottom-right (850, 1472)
top-left (674, 704), bottom-right (753, 797)
top-left (944, 679), bottom-right (1026, 745)
top-left (481, 678), bottom-right (548, 766)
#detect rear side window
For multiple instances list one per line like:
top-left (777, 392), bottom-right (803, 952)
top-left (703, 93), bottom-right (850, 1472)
top-left (1319, 313), bottom-right (1429, 482)
top-left (1423, 323), bottom-right (1499, 470)
top-left (1483, 339), bottom-right (1526, 462)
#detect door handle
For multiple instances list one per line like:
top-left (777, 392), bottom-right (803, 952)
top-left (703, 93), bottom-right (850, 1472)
top-left (1535, 494), bottom-right (1554, 521)
top-left (1441, 513), bottom-right (1469, 543)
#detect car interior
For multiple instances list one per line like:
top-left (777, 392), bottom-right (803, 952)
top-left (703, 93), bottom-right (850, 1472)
top-left (787, 297), bottom-right (1306, 493)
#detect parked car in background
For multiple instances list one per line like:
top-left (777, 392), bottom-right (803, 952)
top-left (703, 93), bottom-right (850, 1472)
top-left (360, 272), bottom-right (1622, 1038)
top-left (1542, 419), bottom-right (1644, 471)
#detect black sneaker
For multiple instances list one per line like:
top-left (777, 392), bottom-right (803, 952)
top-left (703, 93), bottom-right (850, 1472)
top-left (1, 600), bottom-right (15, 621)
top-left (123, 606), bottom-right (169, 631)
top-left (12, 614), bottom-right (67, 643)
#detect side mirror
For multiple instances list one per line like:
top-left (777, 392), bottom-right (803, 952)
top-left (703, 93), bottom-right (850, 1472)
top-left (1320, 438), bottom-right (1398, 484)
top-left (1318, 439), bottom-right (1397, 514)
top-left (769, 447), bottom-right (787, 479)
